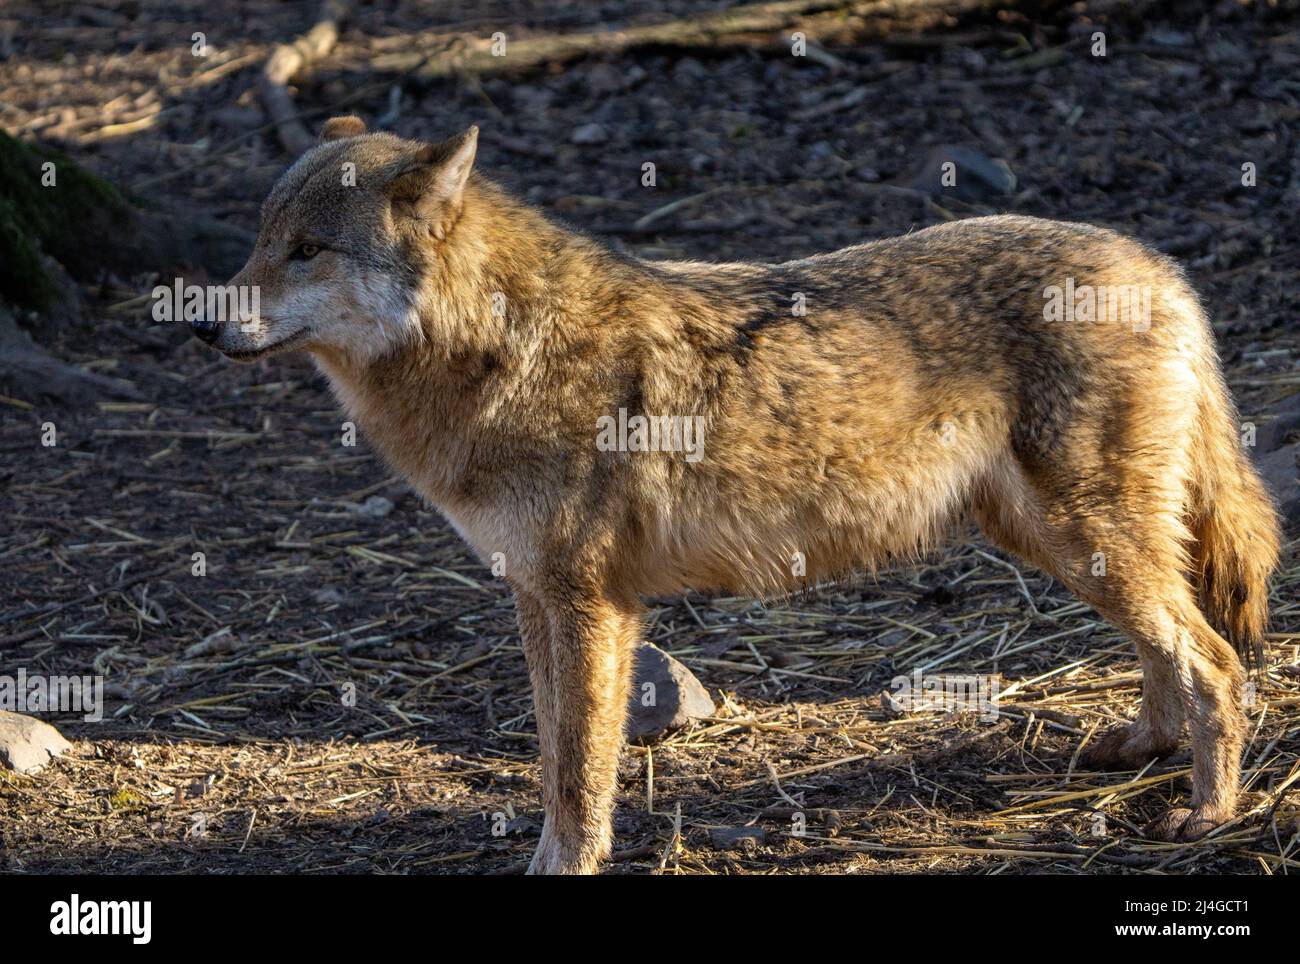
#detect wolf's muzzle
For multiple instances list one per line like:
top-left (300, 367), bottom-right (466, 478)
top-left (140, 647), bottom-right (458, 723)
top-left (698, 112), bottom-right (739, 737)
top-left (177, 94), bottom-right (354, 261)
top-left (190, 317), bottom-right (221, 344)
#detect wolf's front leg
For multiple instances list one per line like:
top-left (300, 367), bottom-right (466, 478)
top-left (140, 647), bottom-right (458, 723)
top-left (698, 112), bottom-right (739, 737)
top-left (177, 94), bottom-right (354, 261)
top-left (514, 588), bottom-right (640, 874)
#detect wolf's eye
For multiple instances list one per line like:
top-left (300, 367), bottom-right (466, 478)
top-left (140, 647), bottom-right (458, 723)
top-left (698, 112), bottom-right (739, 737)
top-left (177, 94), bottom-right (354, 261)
top-left (291, 243), bottom-right (321, 261)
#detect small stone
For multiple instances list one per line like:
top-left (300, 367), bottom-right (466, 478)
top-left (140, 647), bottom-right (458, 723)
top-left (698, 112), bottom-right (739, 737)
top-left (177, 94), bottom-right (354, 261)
top-left (183, 626), bottom-right (236, 658)
top-left (0, 712), bottom-right (73, 774)
top-left (709, 826), bottom-right (765, 852)
top-left (585, 63), bottom-right (626, 95)
top-left (672, 58), bottom-right (707, 83)
top-left (571, 123), bottom-right (608, 145)
top-left (349, 495), bottom-right (395, 519)
top-left (312, 586), bottom-right (346, 605)
top-left (880, 688), bottom-right (907, 719)
top-left (503, 813), bottom-right (539, 836)
top-left (626, 642), bottom-right (714, 740)
top-left (1206, 39), bottom-right (1247, 65)
top-left (1148, 28), bottom-right (1193, 47)
top-left (908, 145), bottom-right (1017, 203)
top-left (877, 628), bottom-right (911, 648)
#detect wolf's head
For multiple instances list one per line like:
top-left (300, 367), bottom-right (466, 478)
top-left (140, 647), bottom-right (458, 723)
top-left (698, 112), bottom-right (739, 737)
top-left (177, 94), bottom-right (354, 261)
top-left (196, 117), bottom-right (479, 363)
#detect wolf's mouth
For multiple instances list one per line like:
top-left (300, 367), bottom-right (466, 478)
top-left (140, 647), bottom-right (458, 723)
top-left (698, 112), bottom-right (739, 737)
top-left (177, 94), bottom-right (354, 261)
top-left (222, 326), bottom-right (310, 362)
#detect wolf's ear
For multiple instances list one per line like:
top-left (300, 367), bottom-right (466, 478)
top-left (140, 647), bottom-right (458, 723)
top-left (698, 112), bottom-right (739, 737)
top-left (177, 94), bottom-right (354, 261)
top-left (320, 115), bottom-right (367, 142)
top-left (387, 126), bottom-right (479, 239)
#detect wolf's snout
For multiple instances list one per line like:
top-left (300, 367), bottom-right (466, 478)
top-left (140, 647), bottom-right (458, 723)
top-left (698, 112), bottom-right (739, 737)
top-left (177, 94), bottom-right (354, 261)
top-left (190, 316), bottom-right (221, 344)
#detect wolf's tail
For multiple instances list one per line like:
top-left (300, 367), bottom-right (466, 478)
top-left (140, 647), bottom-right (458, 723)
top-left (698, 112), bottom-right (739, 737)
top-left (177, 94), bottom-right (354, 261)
top-left (1188, 369), bottom-right (1281, 670)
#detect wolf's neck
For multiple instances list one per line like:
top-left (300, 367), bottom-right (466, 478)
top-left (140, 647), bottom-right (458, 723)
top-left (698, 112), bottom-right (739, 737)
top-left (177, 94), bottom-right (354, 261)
top-left (309, 178), bottom-right (662, 503)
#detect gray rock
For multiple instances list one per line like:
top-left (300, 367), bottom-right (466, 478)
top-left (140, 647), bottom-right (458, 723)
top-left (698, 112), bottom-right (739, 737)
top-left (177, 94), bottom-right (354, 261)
top-left (570, 123), bottom-right (608, 146)
top-left (0, 712), bottom-right (72, 774)
top-left (1148, 29), bottom-right (1193, 47)
top-left (908, 145), bottom-right (1017, 203)
top-left (626, 642), bottom-right (714, 740)
top-left (1255, 443), bottom-right (1299, 531)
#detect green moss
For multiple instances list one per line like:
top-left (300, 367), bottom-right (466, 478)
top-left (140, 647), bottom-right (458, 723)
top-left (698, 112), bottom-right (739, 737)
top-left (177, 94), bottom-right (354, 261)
top-left (109, 787), bottom-right (145, 811)
top-left (0, 195), bottom-right (57, 309)
top-left (0, 130), bottom-right (133, 310)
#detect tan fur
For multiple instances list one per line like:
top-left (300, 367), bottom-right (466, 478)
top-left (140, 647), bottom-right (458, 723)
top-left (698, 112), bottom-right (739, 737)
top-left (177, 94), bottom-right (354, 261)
top-left (211, 120), bottom-right (1281, 872)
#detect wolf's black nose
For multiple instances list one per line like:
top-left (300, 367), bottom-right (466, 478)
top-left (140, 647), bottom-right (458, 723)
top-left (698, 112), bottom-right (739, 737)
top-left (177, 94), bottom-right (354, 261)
top-left (190, 317), bottom-right (220, 344)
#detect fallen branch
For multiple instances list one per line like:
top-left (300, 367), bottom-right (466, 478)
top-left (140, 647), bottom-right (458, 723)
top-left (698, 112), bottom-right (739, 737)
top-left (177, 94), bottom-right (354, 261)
top-left (0, 304), bottom-right (142, 406)
top-left (380, 0), bottom-right (1025, 81)
top-left (260, 0), bottom-right (349, 155)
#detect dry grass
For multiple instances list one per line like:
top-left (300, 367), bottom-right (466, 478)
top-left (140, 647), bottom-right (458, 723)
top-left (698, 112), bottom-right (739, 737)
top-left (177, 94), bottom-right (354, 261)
top-left (2, 372), bottom-right (1297, 873)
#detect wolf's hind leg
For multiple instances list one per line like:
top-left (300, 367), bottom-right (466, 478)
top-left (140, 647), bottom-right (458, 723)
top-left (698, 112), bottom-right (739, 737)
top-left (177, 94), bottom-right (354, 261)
top-left (1075, 587), bottom-right (1241, 841)
top-left (975, 496), bottom-right (1186, 766)
top-left (515, 588), bottom-right (639, 874)
top-left (1141, 606), bottom-right (1246, 840)
top-left (1084, 582), bottom-right (1245, 840)
top-left (978, 480), bottom-right (1243, 840)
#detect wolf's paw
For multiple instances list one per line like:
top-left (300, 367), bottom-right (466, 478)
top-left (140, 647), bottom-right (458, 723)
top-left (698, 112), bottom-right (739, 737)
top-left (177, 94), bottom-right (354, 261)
top-left (1080, 723), bottom-right (1177, 771)
top-left (1145, 805), bottom-right (1224, 842)
top-left (526, 826), bottom-right (604, 875)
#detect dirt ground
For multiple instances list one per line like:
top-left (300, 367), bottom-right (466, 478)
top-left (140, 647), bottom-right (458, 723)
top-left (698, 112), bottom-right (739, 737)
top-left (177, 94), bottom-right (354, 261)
top-left (2, 0), bottom-right (1299, 874)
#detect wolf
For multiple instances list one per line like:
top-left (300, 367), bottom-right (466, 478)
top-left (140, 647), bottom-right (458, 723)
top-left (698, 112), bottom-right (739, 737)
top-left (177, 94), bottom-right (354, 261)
top-left (197, 116), bottom-right (1280, 873)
